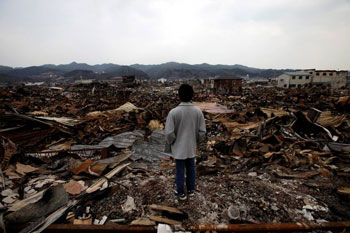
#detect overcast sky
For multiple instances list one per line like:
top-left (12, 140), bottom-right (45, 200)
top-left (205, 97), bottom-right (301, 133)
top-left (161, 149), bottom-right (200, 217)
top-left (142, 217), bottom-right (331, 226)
top-left (0, 0), bottom-right (349, 69)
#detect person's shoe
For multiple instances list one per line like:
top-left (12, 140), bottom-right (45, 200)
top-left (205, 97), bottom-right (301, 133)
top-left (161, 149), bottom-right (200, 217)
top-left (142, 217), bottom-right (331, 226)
top-left (188, 190), bottom-right (195, 197)
top-left (178, 193), bottom-right (186, 200)
top-left (174, 190), bottom-right (187, 200)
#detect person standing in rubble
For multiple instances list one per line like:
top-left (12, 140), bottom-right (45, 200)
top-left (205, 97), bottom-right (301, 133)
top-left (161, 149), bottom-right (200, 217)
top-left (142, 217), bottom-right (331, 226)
top-left (165, 84), bottom-right (206, 200)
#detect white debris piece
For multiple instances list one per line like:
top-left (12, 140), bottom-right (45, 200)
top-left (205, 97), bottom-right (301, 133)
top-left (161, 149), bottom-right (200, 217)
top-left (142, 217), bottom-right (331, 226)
top-left (122, 196), bottom-right (136, 213)
top-left (34, 178), bottom-right (55, 188)
top-left (297, 209), bottom-right (314, 221)
top-left (99, 216), bottom-right (108, 225)
top-left (248, 172), bottom-right (257, 177)
top-left (271, 205), bottom-right (279, 211)
top-left (157, 224), bottom-right (173, 233)
top-left (24, 186), bottom-right (37, 195)
top-left (316, 219), bottom-right (328, 223)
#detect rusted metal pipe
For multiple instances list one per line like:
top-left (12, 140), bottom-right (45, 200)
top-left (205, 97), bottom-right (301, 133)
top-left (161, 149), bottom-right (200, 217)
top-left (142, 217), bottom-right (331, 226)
top-left (8, 222), bottom-right (350, 233)
top-left (189, 221), bottom-right (350, 232)
top-left (10, 224), bottom-right (157, 233)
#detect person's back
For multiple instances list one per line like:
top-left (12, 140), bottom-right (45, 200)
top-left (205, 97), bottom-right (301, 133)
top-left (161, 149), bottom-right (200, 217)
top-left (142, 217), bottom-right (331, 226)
top-left (166, 103), bottom-right (204, 159)
top-left (165, 84), bottom-right (206, 200)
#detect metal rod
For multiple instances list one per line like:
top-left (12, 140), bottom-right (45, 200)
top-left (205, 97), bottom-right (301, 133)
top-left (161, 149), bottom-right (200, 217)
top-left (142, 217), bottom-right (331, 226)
top-left (8, 221), bottom-right (350, 233)
top-left (189, 221), bottom-right (350, 232)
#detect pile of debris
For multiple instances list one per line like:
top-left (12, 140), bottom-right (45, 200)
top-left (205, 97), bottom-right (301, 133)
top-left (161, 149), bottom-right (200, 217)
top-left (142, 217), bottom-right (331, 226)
top-left (0, 83), bottom-right (349, 232)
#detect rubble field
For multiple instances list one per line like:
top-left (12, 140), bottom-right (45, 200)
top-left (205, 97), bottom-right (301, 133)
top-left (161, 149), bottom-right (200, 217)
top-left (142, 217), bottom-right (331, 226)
top-left (0, 82), bottom-right (349, 232)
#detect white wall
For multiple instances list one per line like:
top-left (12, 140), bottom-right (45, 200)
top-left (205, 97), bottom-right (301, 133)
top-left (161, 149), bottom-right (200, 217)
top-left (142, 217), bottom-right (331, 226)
top-left (289, 75), bottom-right (312, 87)
top-left (278, 71), bottom-right (347, 89)
top-left (313, 72), bottom-right (334, 84)
top-left (277, 74), bottom-right (290, 88)
top-left (332, 72), bottom-right (347, 88)
top-left (305, 70), bottom-right (347, 89)
top-left (277, 74), bottom-right (311, 88)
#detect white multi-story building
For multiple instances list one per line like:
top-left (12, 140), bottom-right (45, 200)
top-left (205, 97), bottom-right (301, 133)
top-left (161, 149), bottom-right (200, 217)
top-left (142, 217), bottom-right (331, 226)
top-left (277, 72), bottom-right (312, 88)
top-left (302, 69), bottom-right (347, 89)
top-left (277, 70), bottom-right (348, 89)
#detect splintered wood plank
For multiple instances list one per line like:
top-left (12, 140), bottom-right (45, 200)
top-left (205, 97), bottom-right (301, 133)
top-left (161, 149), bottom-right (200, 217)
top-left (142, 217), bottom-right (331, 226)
top-left (337, 187), bottom-right (350, 195)
top-left (148, 204), bottom-right (183, 214)
top-left (149, 216), bottom-right (181, 225)
top-left (86, 163), bottom-right (130, 193)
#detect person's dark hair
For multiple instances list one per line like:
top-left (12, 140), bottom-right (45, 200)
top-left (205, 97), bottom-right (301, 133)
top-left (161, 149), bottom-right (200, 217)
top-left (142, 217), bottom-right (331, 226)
top-left (178, 84), bottom-right (194, 102)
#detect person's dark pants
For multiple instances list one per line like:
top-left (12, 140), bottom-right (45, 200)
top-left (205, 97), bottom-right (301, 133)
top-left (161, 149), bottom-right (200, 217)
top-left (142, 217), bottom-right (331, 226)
top-left (175, 158), bottom-right (195, 195)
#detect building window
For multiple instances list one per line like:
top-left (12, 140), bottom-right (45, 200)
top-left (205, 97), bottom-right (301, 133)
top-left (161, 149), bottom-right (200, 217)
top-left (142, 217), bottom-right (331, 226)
top-left (298, 84), bottom-right (301, 87)
top-left (309, 72), bottom-right (312, 74)
top-left (290, 84), bottom-right (296, 88)
top-left (306, 76), bottom-right (309, 79)
top-left (316, 73), bottom-right (320, 76)
top-left (323, 73), bottom-right (326, 76)
top-left (299, 76), bottom-right (303, 79)
top-left (292, 76), bottom-right (296, 80)
top-left (284, 84), bottom-right (287, 88)
top-left (330, 73), bottom-right (333, 76)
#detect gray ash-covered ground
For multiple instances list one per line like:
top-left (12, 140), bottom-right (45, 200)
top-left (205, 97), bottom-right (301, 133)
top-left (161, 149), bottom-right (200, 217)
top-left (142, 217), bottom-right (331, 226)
top-left (91, 160), bottom-right (350, 225)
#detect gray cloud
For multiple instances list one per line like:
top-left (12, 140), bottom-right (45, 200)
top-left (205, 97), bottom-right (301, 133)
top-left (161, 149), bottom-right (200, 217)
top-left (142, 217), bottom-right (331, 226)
top-left (0, 0), bottom-right (349, 69)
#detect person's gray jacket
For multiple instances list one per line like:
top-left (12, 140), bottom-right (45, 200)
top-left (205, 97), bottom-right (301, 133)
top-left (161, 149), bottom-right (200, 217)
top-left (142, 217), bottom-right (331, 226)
top-left (165, 102), bottom-right (206, 160)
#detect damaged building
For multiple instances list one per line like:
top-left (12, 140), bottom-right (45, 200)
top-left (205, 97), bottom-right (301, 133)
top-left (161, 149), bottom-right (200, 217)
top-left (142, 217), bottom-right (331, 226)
top-left (278, 70), bottom-right (348, 89)
top-left (303, 69), bottom-right (348, 89)
top-left (210, 75), bottom-right (243, 95)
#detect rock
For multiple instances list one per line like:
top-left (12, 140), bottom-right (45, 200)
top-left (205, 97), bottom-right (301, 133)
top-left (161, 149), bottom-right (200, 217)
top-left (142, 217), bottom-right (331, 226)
top-left (227, 205), bottom-right (240, 220)
top-left (248, 172), bottom-right (257, 177)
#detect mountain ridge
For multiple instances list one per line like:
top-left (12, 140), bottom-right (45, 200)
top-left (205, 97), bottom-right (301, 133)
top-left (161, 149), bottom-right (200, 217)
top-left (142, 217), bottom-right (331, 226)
top-left (0, 61), bottom-right (296, 83)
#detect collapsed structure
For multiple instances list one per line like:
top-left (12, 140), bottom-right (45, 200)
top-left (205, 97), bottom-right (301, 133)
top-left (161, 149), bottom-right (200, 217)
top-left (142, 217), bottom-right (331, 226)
top-left (0, 81), bottom-right (349, 232)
